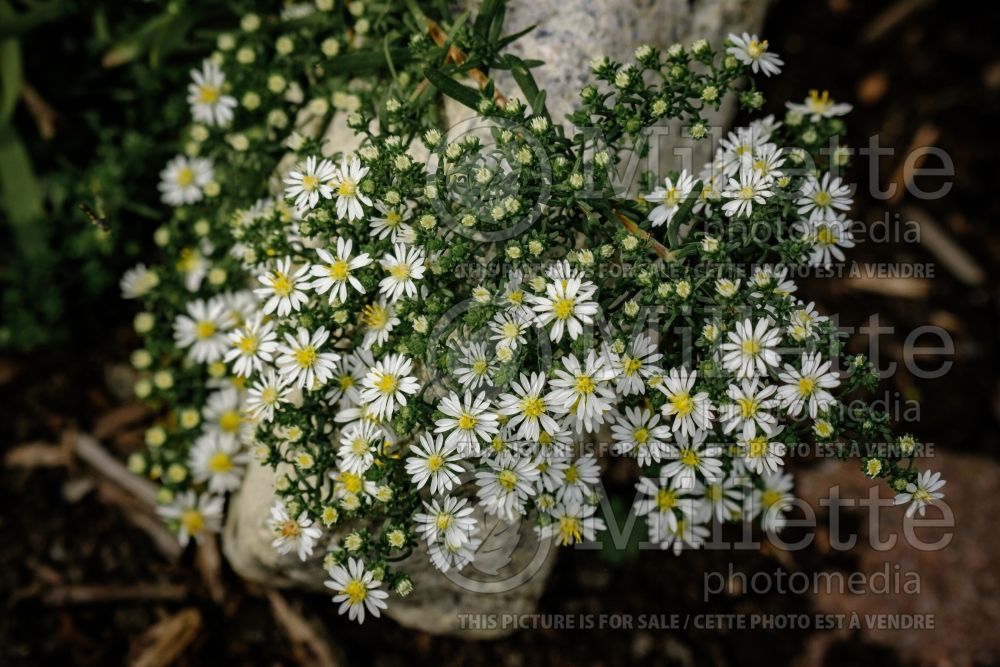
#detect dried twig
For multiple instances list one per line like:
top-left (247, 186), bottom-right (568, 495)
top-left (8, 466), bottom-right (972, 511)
top-left (425, 18), bottom-right (506, 107)
top-left (886, 124), bottom-right (939, 205)
top-left (904, 205), bottom-right (985, 286)
top-left (129, 608), bottom-right (202, 667)
top-left (268, 590), bottom-right (343, 667)
top-left (196, 533), bottom-right (227, 605)
top-left (861, 0), bottom-right (934, 43)
top-left (5, 441), bottom-right (70, 468)
top-left (75, 432), bottom-right (158, 507)
top-left (20, 82), bottom-right (58, 139)
top-left (43, 582), bottom-right (188, 606)
top-left (95, 481), bottom-right (182, 561)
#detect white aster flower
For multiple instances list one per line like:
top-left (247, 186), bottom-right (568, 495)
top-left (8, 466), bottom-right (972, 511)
top-left (255, 257), bottom-right (310, 316)
top-left (414, 495), bottom-right (477, 548)
top-left (173, 297), bottom-right (232, 363)
top-left (531, 275), bottom-right (599, 343)
top-left (159, 155), bottom-right (213, 206)
top-left (750, 472), bottom-right (795, 532)
top-left (406, 433), bottom-right (465, 495)
top-left (610, 406), bottom-right (673, 467)
top-left (645, 170), bottom-right (694, 227)
top-left (158, 491), bottom-right (224, 547)
top-left (202, 388), bottom-right (250, 442)
top-left (488, 311), bottom-right (530, 350)
top-left (284, 155), bottom-right (335, 211)
top-left (799, 215), bottom-right (856, 267)
top-left (721, 167), bottom-right (773, 218)
top-left (541, 501), bottom-right (606, 546)
top-left (776, 352), bottom-right (840, 418)
top-left (720, 378), bottom-right (779, 438)
top-left (369, 201), bottom-right (415, 243)
top-left (454, 341), bottom-right (496, 390)
top-left (556, 455), bottom-right (601, 505)
top-left (796, 172), bottom-right (852, 221)
top-left (309, 239), bottom-right (373, 304)
top-left (614, 333), bottom-right (664, 396)
top-left (189, 431), bottom-right (248, 493)
top-left (378, 244), bottom-right (425, 301)
top-left (120, 263), bottom-right (159, 299)
top-left (276, 326), bottom-right (340, 389)
top-left (547, 350), bottom-right (617, 433)
top-left (475, 452), bottom-right (539, 521)
top-left (225, 314), bottom-right (278, 377)
top-left (270, 501), bottom-right (323, 561)
top-left (691, 476), bottom-right (744, 523)
top-left (739, 429), bottom-right (786, 475)
top-left (245, 368), bottom-right (292, 422)
top-left (893, 470), bottom-right (946, 518)
top-left (726, 32), bottom-right (783, 76)
top-left (786, 89), bottom-right (852, 121)
top-left (360, 300), bottom-right (400, 349)
top-left (187, 59), bottom-right (237, 126)
top-left (358, 353), bottom-right (420, 420)
top-left (660, 429), bottom-right (724, 489)
top-left (719, 317), bottom-right (782, 378)
top-left (657, 367), bottom-right (714, 436)
top-left (338, 421), bottom-right (383, 474)
top-left (498, 373), bottom-right (560, 442)
top-left (332, 156), bottom-right (372, 221)
top-left (434, 391), bottom-right (500, 454)
top-left (634, 471), bottom-right (695, 535)
top-left (325, 558), bottom-right (389, 624)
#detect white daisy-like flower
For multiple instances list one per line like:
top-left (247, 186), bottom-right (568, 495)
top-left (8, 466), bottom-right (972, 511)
top-left (786, 89), bottom-right (852, 121)
top-left (500, 270), bottom-right (534, 320)
top-left (325, 349), bottom-right (372, 407)
top-left (189, 431), bottom-right (248, 493)
top-left (610, 406), bottom-right (673, 467)
top-left (173, 297), bottom-right (232, 364)
top-left (541, 501), bottom-right (606, 546)
top-left (276, 326), bottom-right (340, 389)
top-left (360, 300), bottom-right (400, 349)
top-left (337, 421), bottom-right (383, 474)
top-left (657, 367), bottom-right (714, 436)
top-left (332, 156), bottom-right (373, 221)
top-left (750, 472), bottom-right (795, 532)
top-left (157, 491), bottom-right (224, 547)
top-left (691, 476), bottom-right (744, 523)
top-left (358, 353), bottom-right (420, 420)
top-left (726, 32), bottom-right (783, 76)
top-left (434, 391), bottom-right (499, 454)
top-left (786, 302), bottom-right (828, 342)
top-left (120, 263), bottom-right (159, 299)
top-left (720, 378), bottom-right (779, 438)
top-left (634, 471), bottom-right (695, 535)
top-left (309, 239), bottom-right (373, 304)
top-left (270, 501), bottom-right (323, 561)
top-left (187, 59), bottom-right (237, 126)
top-left (657, 517), bottom-right (711, 556)
top-left (721, 167), bottom-right (773, 218)
top-left (547, 350), bottom-right (617, 433)
top-left (202, 388), bottom-right (249, 442)
top-left (799, 215), bottom-right (856, 267)
top-left (530, 275), bottom-right (599, 343)
top-left (284, 155), bottom-right (335, 211)
top-left (498, 372), bottom-right (560, 442)
top-left (378, 244), bottom-right (425, 301)
top-left (893, 470), bottom-right (946, 518)
top-left (750, 264), bottom-right (797, 300)
top-left (369, 201), bottom-right (415, 243)
top-left (255, 257), bottom-right (310, 316)
top-left (159, 155), bottom-right (213, 206)
top-left (325, 558), bottom-right (389, 624)
top-left (717, 126), bottom-right (772, 177)
top-left (556, 455), bottom-right (601, 505)
top-left (488, 311), bottom-right (530, 350)
top-left (413, 495), bottom-right (477, 548)
top-left (245, 368), bottom-right (292, 422)
top-left (719, 317), bottom-right (782, 378)
top-left (429, 537), bottom-right (481, 573)
top-left (406, 433), bottom-right (465, 495)
top-left (796, 172), bottom-right (852, 221)
top-left (645, 170), bottom-right (694, 227)
top-left (475, 452), bottom-right (539, 521)
top-left (176, 244), bottom-right (210, 292)
top-left (225, 314), bottom-right (278, 377)
top-left (454, 341), bottom-right (496, 390)
top-left (739, 429), bottom-right (786, 475)
top-left (614, 333), bottom-right (664, 396)
top-left (750, 143), bottom-right (785, 183)
top-left (776, 352), bottom-right (840, 418)
top-left (660, 429), bottom-right (724, 489)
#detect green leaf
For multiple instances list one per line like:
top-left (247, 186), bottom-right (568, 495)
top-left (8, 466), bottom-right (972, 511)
top-left (0, 124), bottom-right (45, 257)
top-left (507, 55), bottom-right (548, 116)
top-left (0, 2), bottom-right (22, 126)
top-left (329, 47), bottom-right (412, 73)
top-left (666, 180), bottom-right (702, 248)
top-left (0, 2), bottom-right (66, 39)
top-left (423, 67), bottom-right (481, 110)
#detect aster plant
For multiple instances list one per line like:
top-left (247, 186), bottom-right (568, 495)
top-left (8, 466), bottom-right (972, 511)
top-left (122, 0), bottom-right (945, 623)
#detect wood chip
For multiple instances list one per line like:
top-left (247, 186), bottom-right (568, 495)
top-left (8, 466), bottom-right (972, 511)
top-left (904, 205), bottom-right (986, 286)
top-left (268, 590), bottom-right (343, 667)
top-left (886, 124), bottom-right (940, 206)
top-left (861, 0), bottom-right (934, 43)
top-left (846, 275), bottom-right (932, 299)
top-left (857, 71), bottom-right (888, 105)
top-left (129, 608), bottom-right (202, 667)
top-left (196, 534), bottom-right (227, 606)
top-left (93, 403), bottom-right (151, 440)
top-left (5, 442), bottom-right (70, 468)
top-left (43, 582), bottom-right (188, 606)
top-left (74, 432), bottom-right (157, 508)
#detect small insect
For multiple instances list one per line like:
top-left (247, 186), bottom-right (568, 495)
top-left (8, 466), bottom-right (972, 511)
top-left (78, 202), bottom-right (109, 231)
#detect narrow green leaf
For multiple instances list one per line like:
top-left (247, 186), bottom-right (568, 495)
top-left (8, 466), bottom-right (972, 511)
top-left (666, 180), bottom-right (702, 248)
top-left (423, 67), bottom-right (481, 110)
top-left (0, 124), bottom-right (45, 257)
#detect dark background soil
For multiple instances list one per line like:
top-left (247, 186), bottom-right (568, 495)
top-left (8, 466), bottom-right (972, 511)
top-left (2, 1), bottom-right (997, 665)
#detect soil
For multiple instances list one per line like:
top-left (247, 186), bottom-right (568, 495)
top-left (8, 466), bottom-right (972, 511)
top-left (1, 1), bottom-right (997, 665)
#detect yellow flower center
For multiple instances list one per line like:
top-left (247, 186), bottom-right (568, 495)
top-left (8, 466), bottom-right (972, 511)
top-left (219, 410), bottom-right (241, 433)
top-left (176, 167), bottom-right (195, 187)
top-left (472, 359), bottom-right (489, 375)
top-left (208, 451), bottom-right (233, 473)
top-left (385, 210), bottom-right (401, 227)
top-left (435, 512), bottom-right (452, 531)
top-left (741, 338), bottom-right (760, 355)
top-left (762, 489), bottom-right (782, 508)
top-left (739, 185), bottom-right (755, 200)
top-left (747, 39), bottom-right (768, 58)
top-left (816, 225), bottom-right (835, 246)
top-left (633, 427), bottom-right (650, 444)
top-left (656, 488), bottom-right (677, 512)
top-left (798, 377), bottom-right (816, 396)
top-left (427, 453), bottom-right (444, 472)
top-left (814, 191), bottom-right (832, 208)
top-left (390, 263), bottom-right (411, 280)
top-left (362, 303), bottom-right (388, 328)
top-left (301, 174), bottom-right (319, 191)
top-left (196, 320), bottom-right (217, 339)
top-left (457, 412), bottom-right (478, 431)
top-left (521, 396), bottom-right (545, 418)
top-left (623, 357), bottom-right (642, 376)
top-left (498, 469), bottom-right (518, 491)
top-left (181, 509), bottom-right (205, 536)
top-left (564, 466), bottom-right (579, 483)
top-left (351, 438), bottom-right (369, 456)
top-left (294, 345), bottom-right (317, 368)
top-left (198, 85), bottom-right (220, 104)
top-left (747, 436), bottom-right (768, 459)
top-left (558, 516), bottom-right (582, 545)
top-left (340, 472), bottom-right (363, 494)
top-left (261, 387), bottom-right (278, 404)
top-left (670, 392), bottom-right (693, 417)
top-left (552, 297), bottom-right (575, 320)
top-left (680, 448), bottom-right (700, 467)
top-left (238, 334), bottom-right (258, 353)
top-left (575, 375), bottom-right (596, 395)
top-left (338, 179), bottom-right (357, 197)
top-left (663, 188), bottom-right (678, 206)
top-left (375, 373), bottom-right (398, 394)
top-left (328, 259), bottom-right (350, 280)
top-left (271, 272), bottom-right (294, 297)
